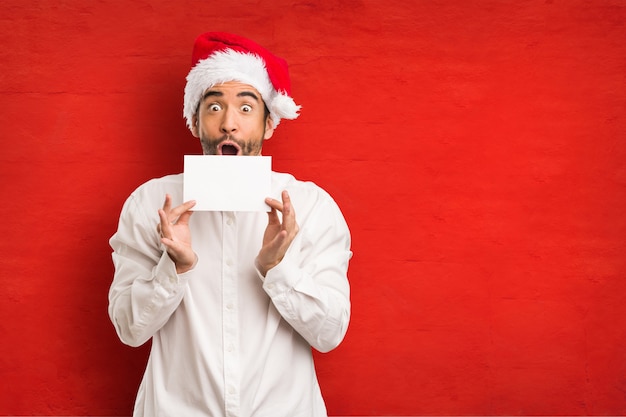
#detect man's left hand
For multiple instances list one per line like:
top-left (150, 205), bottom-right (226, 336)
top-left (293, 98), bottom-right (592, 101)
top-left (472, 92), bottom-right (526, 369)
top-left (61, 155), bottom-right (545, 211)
top-left (256, 190), bottom-right (299, 277)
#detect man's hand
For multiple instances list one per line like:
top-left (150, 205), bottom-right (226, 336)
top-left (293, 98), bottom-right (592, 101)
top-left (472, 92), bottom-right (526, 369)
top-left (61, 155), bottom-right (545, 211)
top-left (157, 194), bottom-right (197, 274)
top-left (256, 190), bottom-right (299, 277)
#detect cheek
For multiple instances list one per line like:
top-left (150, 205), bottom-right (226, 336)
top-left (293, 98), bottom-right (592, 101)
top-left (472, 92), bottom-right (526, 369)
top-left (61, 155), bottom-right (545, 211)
top-left (198, 122), bottom-right (223, 141)
top-left (198, 121), bottom-right (212, 134)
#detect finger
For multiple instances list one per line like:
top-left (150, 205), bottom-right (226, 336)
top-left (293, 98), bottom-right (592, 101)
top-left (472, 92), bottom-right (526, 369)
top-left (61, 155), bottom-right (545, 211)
top-left (266, 206), bottom-right (280, 226)
top-left (162, 194), bottom-right (172, 212)
top-left (176, 209), bottom-right (194, 226)
top-left (280, 191), bottom-right (297, 233)
top-left (161, 235), bottom-right (181, 250)
top-left (169, 200), bottom-right (197, 220)
top-left (265, 197), bottom-right (284, 213)
top-left (158, 208), bottom-right (171, 237)
top-left (160, 237), bottom-right (187, 262)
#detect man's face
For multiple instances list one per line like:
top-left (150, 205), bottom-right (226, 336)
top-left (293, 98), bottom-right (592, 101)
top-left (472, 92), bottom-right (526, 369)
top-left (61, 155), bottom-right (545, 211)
top-left (192, 81), bottom-right (275, 156)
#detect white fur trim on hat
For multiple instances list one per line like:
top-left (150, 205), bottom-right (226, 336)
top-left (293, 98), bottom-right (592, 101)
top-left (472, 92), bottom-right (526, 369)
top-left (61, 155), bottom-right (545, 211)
top-left (183, 49), bottom-right (300, 130)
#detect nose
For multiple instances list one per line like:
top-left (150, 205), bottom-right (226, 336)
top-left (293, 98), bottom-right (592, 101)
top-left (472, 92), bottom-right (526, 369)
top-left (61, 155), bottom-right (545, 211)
top-left (220, 108), bottom-right (238, 134)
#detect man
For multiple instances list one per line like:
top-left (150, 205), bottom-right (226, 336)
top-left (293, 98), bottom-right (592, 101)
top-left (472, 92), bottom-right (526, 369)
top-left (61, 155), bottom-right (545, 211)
top-left (108, 32), bottom-right (352, 417)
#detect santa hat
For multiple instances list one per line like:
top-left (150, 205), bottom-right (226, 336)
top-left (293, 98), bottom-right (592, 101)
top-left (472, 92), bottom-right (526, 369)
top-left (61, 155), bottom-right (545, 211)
top-left (183, 32), bottom-right (301, 130)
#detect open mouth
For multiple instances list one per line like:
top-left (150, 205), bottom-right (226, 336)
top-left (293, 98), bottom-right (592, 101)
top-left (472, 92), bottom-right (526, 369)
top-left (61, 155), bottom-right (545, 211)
top-left (218, 142), bottom-right (241, 156)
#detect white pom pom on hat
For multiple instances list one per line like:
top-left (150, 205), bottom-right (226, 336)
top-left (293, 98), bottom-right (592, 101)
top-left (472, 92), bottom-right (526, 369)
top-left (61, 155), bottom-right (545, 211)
top-left (183, 32), bottom-right (301, 130)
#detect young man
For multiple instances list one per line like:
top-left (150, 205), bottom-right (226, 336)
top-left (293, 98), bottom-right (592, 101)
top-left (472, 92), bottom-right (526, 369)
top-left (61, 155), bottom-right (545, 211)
top-left (108, 32), bottom-right (352, 417)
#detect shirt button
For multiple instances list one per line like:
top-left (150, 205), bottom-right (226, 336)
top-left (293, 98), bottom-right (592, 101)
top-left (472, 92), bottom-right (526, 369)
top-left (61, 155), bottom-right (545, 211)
top-left (226, 302), bottom-right (234, 310)
top-left (226, 218), bottom-right (233, 226)
top-left (228, 386), bottom-right (236, 395)
top-left (225, 259), bottom-right (233, 267)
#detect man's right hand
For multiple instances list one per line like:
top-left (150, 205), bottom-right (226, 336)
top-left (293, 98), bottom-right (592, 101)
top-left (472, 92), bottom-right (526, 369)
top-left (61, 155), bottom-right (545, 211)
top-left (157, 194), bottom-right (197, 274)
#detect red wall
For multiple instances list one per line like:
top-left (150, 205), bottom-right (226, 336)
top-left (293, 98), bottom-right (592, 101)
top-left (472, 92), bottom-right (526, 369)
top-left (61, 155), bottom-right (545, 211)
top-left (1, 1), bottom-right (625, 415)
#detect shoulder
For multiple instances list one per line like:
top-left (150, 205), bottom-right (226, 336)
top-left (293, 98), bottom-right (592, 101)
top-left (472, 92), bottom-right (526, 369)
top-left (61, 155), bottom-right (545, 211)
top-left (122, 173), bottom-right (183, 216)
top-left (130, 173), bottom-right (183, 201)
top-left (271, 171), bottom-right (335, 207)
top-left (133, 173), bottom-right (183, 194)
top-left (272, 171), bottom-right (348, 230)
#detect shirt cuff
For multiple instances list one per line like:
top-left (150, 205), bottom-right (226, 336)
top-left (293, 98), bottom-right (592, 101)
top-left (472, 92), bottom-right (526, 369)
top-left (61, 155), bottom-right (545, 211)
top-left (153, 249), bottom-right (191, 293)
top-left (260, 255), bottom-right (301, 298)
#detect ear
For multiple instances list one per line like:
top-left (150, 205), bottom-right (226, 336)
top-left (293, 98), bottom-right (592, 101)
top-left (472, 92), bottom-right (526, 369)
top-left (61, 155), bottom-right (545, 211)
top-left (191, 114), bottom-right (199, 138)
top-left (263, 116), bottom-right (275, 140)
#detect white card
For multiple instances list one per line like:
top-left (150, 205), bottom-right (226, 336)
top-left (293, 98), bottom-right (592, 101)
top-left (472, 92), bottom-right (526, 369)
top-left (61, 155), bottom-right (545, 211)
top-left (183, 155), bottom-right (271, 212)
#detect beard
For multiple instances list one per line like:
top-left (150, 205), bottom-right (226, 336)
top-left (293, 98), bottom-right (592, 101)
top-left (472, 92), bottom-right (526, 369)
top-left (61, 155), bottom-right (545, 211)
top-left (199, 133), bottom-right (264, 156)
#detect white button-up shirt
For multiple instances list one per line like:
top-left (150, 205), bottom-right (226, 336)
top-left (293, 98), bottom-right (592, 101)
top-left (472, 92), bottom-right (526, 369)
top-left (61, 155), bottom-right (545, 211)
top-left (108, 172), bottom-right (352, 417)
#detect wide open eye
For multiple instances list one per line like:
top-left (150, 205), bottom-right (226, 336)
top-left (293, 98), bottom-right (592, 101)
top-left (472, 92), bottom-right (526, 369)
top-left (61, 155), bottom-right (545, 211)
top-left (209, 103), bottom-right (222, 112)
top-left (241, 104), bottom-right (253, 112)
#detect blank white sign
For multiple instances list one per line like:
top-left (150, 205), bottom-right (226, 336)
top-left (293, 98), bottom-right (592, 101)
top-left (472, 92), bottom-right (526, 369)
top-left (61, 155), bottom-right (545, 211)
top-left (183, 155), bottom-right (271, 212)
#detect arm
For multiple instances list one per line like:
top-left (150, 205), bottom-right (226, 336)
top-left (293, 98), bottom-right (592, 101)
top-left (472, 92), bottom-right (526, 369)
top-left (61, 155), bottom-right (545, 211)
top-left (256, 190), bottom-right (352, 353)
top-left (108, 193), bottom-right (196, 347)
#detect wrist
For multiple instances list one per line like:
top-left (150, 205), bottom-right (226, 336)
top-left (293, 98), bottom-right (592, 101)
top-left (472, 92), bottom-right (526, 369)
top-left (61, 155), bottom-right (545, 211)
top-left (255, 258), bottom-right (277, 277)
top-left (175, 253), bottom-right (198, 274)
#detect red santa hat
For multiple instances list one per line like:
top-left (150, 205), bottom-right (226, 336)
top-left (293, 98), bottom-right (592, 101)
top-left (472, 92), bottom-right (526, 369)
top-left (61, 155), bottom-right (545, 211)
top-left (183, 32), bottom-right (301, 130)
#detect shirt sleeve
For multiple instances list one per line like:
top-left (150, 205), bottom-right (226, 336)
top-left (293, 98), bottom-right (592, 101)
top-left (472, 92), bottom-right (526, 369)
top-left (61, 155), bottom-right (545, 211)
top-left (260, 192), bottom-right (352, 353)
top-left (107, 192), bottom-right (191, 347)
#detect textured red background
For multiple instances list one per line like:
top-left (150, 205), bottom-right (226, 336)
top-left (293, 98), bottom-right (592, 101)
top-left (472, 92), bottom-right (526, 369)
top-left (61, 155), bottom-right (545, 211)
top-left (1, 1), bottom-right (625, 415)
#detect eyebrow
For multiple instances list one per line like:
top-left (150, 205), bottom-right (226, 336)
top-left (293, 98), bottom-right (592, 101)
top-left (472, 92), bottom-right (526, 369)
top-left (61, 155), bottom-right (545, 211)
top-left (201, 90), bottom-right (261, 102)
